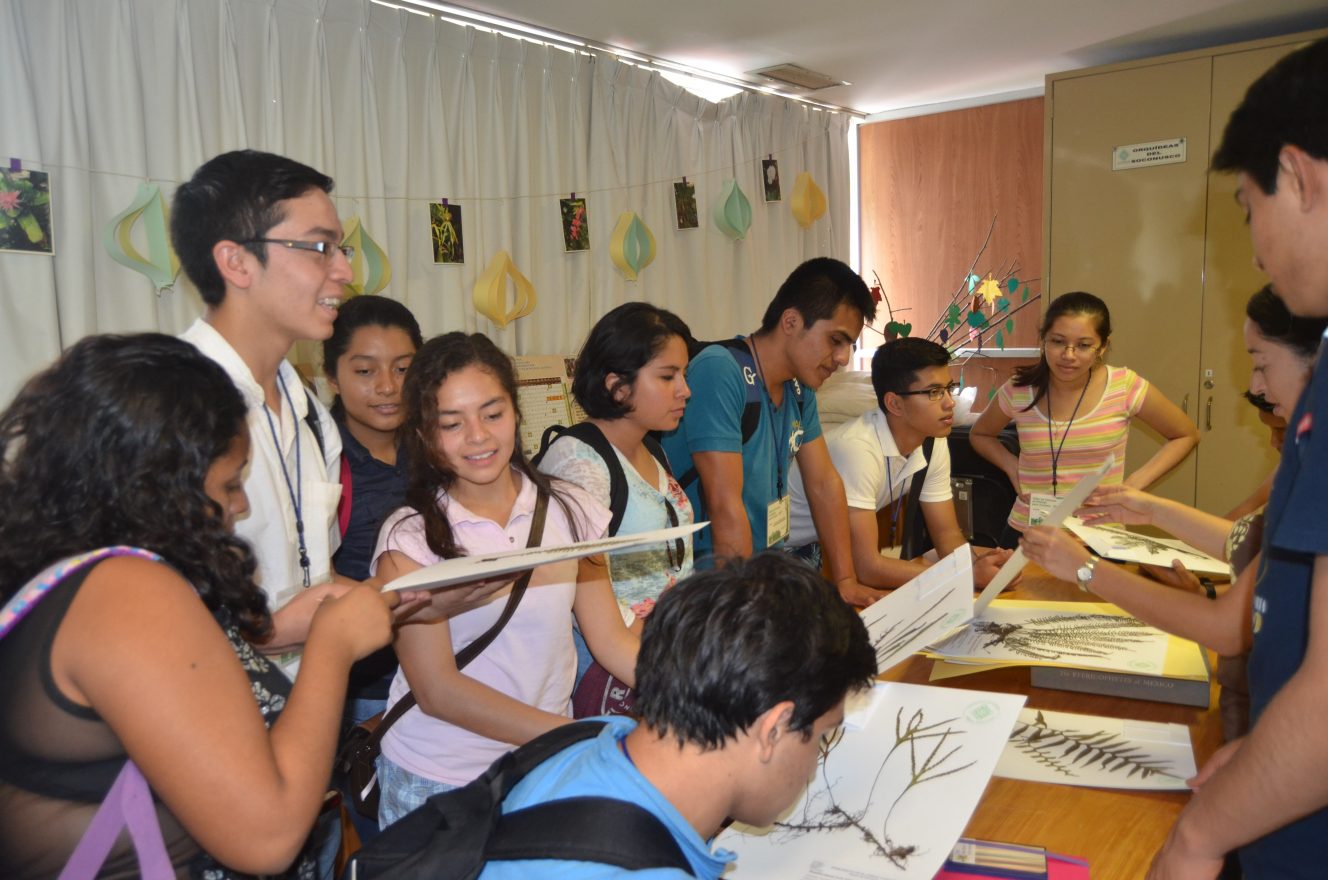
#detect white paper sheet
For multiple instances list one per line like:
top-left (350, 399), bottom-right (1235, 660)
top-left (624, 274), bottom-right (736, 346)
top-left (717, 682), bottom-right (1025, 880)
top-left (995, 707), bottom-right (1195, 790)
top-left (859, 546), bottom-right (974, 675)
top-left (1065, 518), bottom-right (1229, 576)
top-left (379, 522), bottom-right (707, 592)
top-left (927, 603), bottom-right (1171, 674)
top-left (974, 455), bottom-right (1115, 615)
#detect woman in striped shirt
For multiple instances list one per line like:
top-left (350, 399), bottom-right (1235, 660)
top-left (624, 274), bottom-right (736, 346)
top-left (970, 291), bottom-right (1199, 544)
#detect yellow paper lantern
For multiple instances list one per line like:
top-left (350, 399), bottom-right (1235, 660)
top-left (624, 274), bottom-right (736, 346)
top-left (609, 212), bottom-right (656, 281)
top-left (712, 179), bottom-right (753, 240)
top-left (789, 172), bottom-right (827, 229)
top-left (473, 250), bottom-right (537, 328)
top-left (341, 216), bottom-right (392, 296)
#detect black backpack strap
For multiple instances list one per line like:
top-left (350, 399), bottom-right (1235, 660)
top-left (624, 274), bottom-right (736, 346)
top-left (641, 433), bottom-right (674, 479)
top-left (899, 436), bottom-right (935, 561)
top-left (485, 796), bottom-right (691, 872)
top-left (534, 422), bottom-right (630, 537)
top-left (303, 387), bottom-right (327, 460)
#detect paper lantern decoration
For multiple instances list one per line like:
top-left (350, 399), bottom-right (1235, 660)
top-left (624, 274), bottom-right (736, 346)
top-left (712, 179), bottom-right (752, 241)
top-left (789, 172), bottom-right (827, 228)
top-left (103, 183), bottom-right (179, 290)
top-left (608, 212), bottom-right (656, 281)
top-left (473, 250), bottom-right (536, 328)
top-left (341, 216), bottom-right (392, 296)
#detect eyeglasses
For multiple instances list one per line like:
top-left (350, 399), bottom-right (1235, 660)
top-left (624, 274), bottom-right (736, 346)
top-left (243, 238), bottom-right (354, 262)
top-left (895, 382), bottom-right (961, 402)
top-left (663, 497), bottom-right (686, 572)
top-left (1044, 339), bottom-right (1100, 357)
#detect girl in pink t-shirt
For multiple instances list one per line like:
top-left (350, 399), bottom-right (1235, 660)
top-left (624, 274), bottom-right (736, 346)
top-left (370, 333), bottom-right (635, 828)
top-left (970, 291), bottom-right (1199, 537)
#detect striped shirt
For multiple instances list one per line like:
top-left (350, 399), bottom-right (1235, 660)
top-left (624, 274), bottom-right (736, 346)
top-left (999, 365), bottom-right (1148, 530)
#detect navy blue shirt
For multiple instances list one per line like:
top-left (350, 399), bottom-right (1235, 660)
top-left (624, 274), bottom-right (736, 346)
top-left (333, 421), bottom-right (408, 699)
top-left (1242, 333), bottom-right (1328, 879)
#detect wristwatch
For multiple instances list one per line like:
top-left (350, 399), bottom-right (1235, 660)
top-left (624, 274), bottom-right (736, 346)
top-left (1075, 554), bottom-right (1099, 593)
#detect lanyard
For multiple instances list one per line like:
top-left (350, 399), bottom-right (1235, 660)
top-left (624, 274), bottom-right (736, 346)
top-left (261, 373), bottom-right (311, 587)
top-left (1047, 367), bottom-right (1092, 496)
top-left (746, 337), bottom-right (787, 496)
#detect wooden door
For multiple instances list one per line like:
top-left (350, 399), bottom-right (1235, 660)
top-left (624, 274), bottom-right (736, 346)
top-left (1046, 58), bottom-right (1213, 505)
top-left (1195, 42), bottom-right (1309, 515)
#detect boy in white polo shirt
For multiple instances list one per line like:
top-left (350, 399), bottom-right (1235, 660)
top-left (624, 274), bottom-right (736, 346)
top-left (787, 338), bottom-right (1010, 588)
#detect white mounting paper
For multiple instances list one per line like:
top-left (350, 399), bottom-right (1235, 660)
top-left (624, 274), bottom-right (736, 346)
top-left (1065, 518), bottom-right (1228, 576)
top-left (974, 455), bottom-right (1115, 615)
top-left (717, 682), bottom-right (1025, 880)
top-left (859, 545), bottom-right (974, 675)
top-left (379, 522), bottom-right (706, 592)
top-left (996, 707), bottom-right (1195, 791)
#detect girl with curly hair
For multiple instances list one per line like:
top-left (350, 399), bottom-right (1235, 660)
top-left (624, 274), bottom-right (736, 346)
top-left (0, 333), bottom-right (396, 878)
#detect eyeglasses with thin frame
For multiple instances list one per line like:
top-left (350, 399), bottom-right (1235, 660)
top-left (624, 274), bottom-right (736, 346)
top-left (243, 238), bottom-right (355, 262)
top-left (663, 497), bottom-right (686, 572)
top-left (895, 381), bottom-right (961, 402)
top-left (1043, 339), bottom-right (1100, 357)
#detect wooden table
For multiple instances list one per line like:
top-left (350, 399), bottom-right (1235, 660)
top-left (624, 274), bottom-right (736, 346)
top-left (877, 566), bottom-right (1225, 880)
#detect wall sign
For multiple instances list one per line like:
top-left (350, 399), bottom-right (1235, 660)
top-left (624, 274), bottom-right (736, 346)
top-left (1112, 137), bottom-right (1186, 171)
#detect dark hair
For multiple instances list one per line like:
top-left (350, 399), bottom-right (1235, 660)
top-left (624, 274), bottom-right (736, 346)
top-left (398, 332), bottom-right (583, 558)
top-left (871, 337), bottom-right (951, 406)
top-left (1212, 37), bottom-right (1328, 195)
top-left (759, 257), bottom-right (877, 333)
top-left (1245, 284), bottom-right (1327, 360)
top-left (171, 150), bottom-right (335, 306)
top-left (322, 295), bottom-right (424, 420)
top-left (571, 302), bottom-right (694, 420)
top-left (634, 551), bottom-right (876, 749)
top-left (1244, 390), bottom-right (1277, 415)
top-left (1011, 291), bottom-right (1112, 410)
top-left (0, 334), bottom-right (270, 640)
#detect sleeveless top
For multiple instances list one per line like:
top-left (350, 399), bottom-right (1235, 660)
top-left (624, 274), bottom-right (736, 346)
top-left (0, 560), bottom-right (318, 879)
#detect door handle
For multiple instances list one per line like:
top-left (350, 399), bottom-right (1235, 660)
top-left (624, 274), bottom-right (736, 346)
top-left (1181, 393), bottom-right (1189, 415)
top-left (1206, 396), bottom-right (1212, 431)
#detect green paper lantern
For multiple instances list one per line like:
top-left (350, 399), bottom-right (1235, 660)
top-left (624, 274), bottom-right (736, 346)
top-left (713, 179), bottom-right (753, 241)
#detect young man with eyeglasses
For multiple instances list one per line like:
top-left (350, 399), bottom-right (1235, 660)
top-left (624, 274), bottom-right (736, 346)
top-left (1147, 37), bottom-right (1328, 880)
top-left (787, 338), bottom-right (1012, 588)
top-left (661, 257), bottom-right (883, 607)
top-left (172, 150), bottom-right (356, 677)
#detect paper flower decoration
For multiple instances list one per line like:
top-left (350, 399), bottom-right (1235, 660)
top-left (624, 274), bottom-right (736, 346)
top-left (473, 250), bottom-right (536, 328)
top-left (789, 172), bottom-right (827, 228)
top-left (712, 179), bottom-right (752, 241)
top-left (608, 212), bottom-right (656, 281)
top-left (103, 183), bottom-right (179, 291)
top-left (341, 216), bottom-right (392, 296)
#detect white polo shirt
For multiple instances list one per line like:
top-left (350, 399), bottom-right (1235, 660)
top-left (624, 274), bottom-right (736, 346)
top-left (182, 319), bottom-right (342, 677)
top-left (787, 407), bottom-right (952, 547)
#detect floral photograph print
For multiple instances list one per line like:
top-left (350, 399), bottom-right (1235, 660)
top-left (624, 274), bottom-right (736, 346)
top-left (0, 169), bottom-right (53, 254)
top-left (674, 181), bottom-right (698, 230)
top-left (430, 201), bottom-right (464, 264)
top-left (762, 158), bottom-right (781, 202)
top-left (560, 197), bottom-right (589, 252)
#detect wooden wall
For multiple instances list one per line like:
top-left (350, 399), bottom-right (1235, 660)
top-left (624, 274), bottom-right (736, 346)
top-left (858, 98), bottom-right (1045, 406)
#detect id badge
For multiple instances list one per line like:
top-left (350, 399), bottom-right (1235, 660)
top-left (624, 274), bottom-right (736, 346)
top-left (1028, 492), bottom-right (1059, 527)
top-left (766, 495), bottom-right (791, 547)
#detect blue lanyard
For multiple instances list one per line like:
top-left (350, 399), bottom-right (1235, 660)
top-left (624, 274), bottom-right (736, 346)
top-left (747, 337), bottom-right (787, 496)
top-left (261, 373), bottom-right (311, 587)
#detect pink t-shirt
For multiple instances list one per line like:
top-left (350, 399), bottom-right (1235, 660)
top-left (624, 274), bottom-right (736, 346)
top-left (372, 470), bottom-right (610, 785)
top-left (999, 365), bottom-right (1149, 530)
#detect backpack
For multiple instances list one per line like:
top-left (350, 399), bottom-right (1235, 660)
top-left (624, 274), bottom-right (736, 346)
top-left (533, 421), bottom-right (673, 537)
top-left (342, 721), bottom-right (691, 879)
top-left (897, 436), bottom-right (936, 561)
top-left (671, 338), bottom-right (805, 490)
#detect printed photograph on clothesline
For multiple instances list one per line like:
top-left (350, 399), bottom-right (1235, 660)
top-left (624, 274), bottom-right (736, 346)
top-left (762, 158), bottom-right (781, 202)
top-left (0, 169), bottom-right (53, 255)
top-left (429, 201), bottom-right (464, 264)
top-left (560, 197), bottom-right (589, 252)
top-left (674, 181), bottom-right (699, 230)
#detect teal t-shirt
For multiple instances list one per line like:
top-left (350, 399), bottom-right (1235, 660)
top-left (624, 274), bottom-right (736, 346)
top-left (660, 342), bottom-right (821, 560)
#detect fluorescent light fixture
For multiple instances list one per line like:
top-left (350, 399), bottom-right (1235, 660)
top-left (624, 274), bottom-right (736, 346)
top-left (659, 70), bottom-right (743, 103)
top-left (400, 0), bottom-right (586, 46)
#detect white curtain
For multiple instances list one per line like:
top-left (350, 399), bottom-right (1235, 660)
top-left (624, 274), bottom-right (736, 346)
top-left (0, 0), bottom-right (851, 406)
